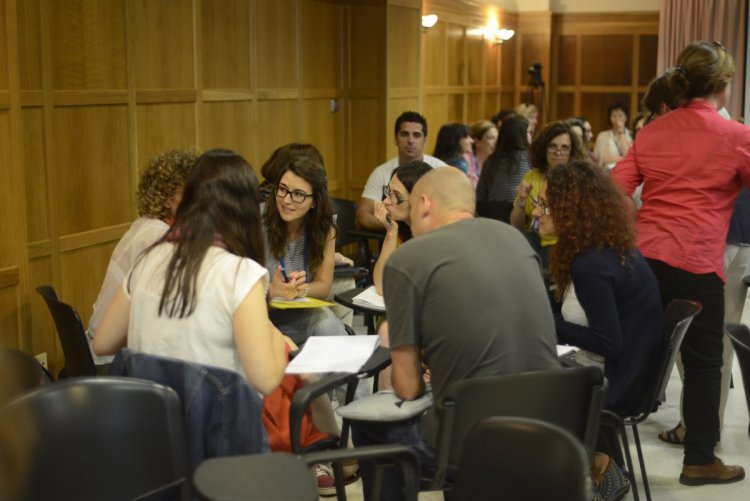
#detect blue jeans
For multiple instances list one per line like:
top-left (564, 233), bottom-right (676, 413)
top-left (351, 416), bottom-right (436, 501)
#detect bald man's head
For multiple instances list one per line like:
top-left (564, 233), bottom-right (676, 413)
top-left (409, 168), bottom-right (475, 236)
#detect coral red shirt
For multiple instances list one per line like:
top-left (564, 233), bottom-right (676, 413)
top-left (612, 100), bottom-right (750, 281)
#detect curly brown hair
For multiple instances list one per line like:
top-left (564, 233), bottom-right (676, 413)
top-left (137, 149), bottom-right (198, 218)
top-left (529, 121), bottom-right (588, 173)
top-left (546, 161), bottom-right (636, 300)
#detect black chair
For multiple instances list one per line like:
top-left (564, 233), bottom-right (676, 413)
top-left (602, 299), bottom-right (702, 501)
top-left (332, 198), bottom-right (385, 277)
top-left (475, 200), bottom-right (513, 224)
top-left (193, 445), bottom-right (420, 501)
top-left (0, 377), bottom-right (189, 501)
top-left (0, 349), bottom-right (51, 406)
top-left (725, 323), bottom-right (750, 437)
top-left (428, 365), bottom-right (606, 493)
top-left (452, 417), bottom-right (590, 501)
top-left (35, 285), bottom-right (97, 378)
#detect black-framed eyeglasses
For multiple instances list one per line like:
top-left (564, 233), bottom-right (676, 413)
top-left (530, 194), bottom-right (551, 215)
top-left (276, 183), bottom-right (313, 203)
top-left (547, 144), bottom-right (571, 155)
top-left (383, 185), bottom-right (408, 205)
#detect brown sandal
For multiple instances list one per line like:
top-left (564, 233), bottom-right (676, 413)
top-left (658, 423), bottom-right (685, 444)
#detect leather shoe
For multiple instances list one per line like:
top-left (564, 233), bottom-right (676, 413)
top-left (680, 458), bottom-right (745, 486)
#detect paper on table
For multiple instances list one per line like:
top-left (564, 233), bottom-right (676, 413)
top-left (352, 286), bottom-right (385, 311)
top-left (271, 297), bottom-right (337, 309)
top-left (286, 335), bottom-right (380, 374)
top-left (556, 345), bottom-right (578, 356)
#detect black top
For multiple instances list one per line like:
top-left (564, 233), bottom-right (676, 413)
top-left (553, 247), bottom-right (664, 415)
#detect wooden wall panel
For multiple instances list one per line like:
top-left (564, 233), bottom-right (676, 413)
top-left (424, 21), bottom-right (445, 87)
top-left (581, 92), bottom-right (631, 136)
top-left (445, 23), bottom-right (465, 87)
top-left (581, 35), bottom-right (633, 86)
top-left (557, 92), bottom-right (575, 120)
top-left (447, 93), bottom-right (463, 123)
top-left (466, 92), bottom-right (483, 124)
top-left (16, 0), bottom-right (42, 90)
top-left (22, 107), bottom-right (48, 243)
top-left (466, 35), bottom-right (483, 87)
top-left (638, 34), bottom-right (658, 85)
top-left (0, 286), bottom-right (20, 349)
top-left (59, 242), bottom-right (116, 330)
top-left (301, 99), bottom-right (342, 192)
top-left (521, 34), bottom-right (548, 89)
top-left (485, 42), bottom-right (499, 87)
top-left (0, 0), bottom-right (8, 89)
top-left (136, 103), bottom-right (197, 174)
top-left (0, 112), bottom-right (18, 267)
top-left (200, 0), bottom-right (251, 89)
top-left (256, 0), bottom-right (298, 89)
top-left (28, 257), bottom-right (59, 371)
top-left (257, 100), bottom-right (299, 171)
top-left (423, 94), bottom-right (445, 154)
top-left (484, 91), bottom-right (499, 117)
top-left (558, 35), bottom-right (576, 86)
top-left (53, 105), bottom-right (132, 235)
top-left (201, 101), bottom-right (254, 165)
top-left (132, 0), bottom-right (194, 89)
top-left (387, 5), bottom-right (419, 89)
top-left (500, 37), bottom-right (516, 86)
top-left (49, 0), bottom-right (127, 90)
top-left (301, 0), bottom-right (342, 89)
top-left (349, 4), bottom-right (383, 90)
top-left (500, 91), bottom-right (515, 110)
top-left (348, 98), bottom-right (381, 191)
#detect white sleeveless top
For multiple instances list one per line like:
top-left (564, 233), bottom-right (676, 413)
top-left (125, 242), bottom-right (269, 376)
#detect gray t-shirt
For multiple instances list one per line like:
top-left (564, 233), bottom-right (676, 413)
top-left (383, 218), bottom-right (560, 442)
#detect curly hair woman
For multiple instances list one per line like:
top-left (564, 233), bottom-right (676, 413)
top-left (263, 157), bottom-right (346, 345)
top-left (538, 160), bottom-right (663, 498)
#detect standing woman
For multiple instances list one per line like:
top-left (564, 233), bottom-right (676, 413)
top-left (476, 115), bottom-right (530, 204)
top-left (593, 102), bottom-right (633, 168)
top-left (93, 149), bottom-right (288, 395)
top-left (613, 40), bottom-right (749, 486)
top-left (468, 121), bottom-right (498, 187)
top-left (264, 158), bottom-right (346, 345)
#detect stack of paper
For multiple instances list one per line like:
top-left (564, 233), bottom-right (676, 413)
top-left (352, 286), bottom-right (385, 311)
top-left (286, 335), bottom-right (380, 374)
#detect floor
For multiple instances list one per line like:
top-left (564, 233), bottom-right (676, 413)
top-left (324, 302), bottom-right (750, 501)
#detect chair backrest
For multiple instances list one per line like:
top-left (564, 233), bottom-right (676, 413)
top-left (650, 299), bottom-right (702, 410)
top-left (0, 377), bottom-right (188, 501)
top-left (725, 323), bottom-right (750, 414)
top-left (0, 349), bottom-right (49, 406)
top-left (332, 198), bottom-right (359, 249)
top-left (434, 366), bottom-right (605, 487)
top-left (475, 200), bottom-right (513, 224)
top-left (451, 417), bottom-right (589, 501)
top-left (35, 285), bottom-right (97, 377)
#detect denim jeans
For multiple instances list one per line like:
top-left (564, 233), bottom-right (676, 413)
top-left (351, 416), bottom-right (436, 501)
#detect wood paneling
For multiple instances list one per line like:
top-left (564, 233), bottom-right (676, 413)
top-left (467, 34), bottom-right (483, 87)
top-left (49, 0), bottom-right (127, 90)
top-left (0, 112), bottom-right (22, 268)
top-left (638, 34), bottom-right (658, 85)
top-left (200, 0), bottom-right (251, 89)
top-left (28, 257), bottom-right (59, 371)
top-left (0, 286), bottom-right (20, 349)
top-left (59, 242), bottom-right (116, 329)
top-left (301, 0), bottom-right (342, 89)
top-left (349, 4), bottom-right (383, 90)
top-left (558, 35), bottom-right (576, 86)
top-left (485, 41), bottom-right (499, 87)
top-left (581, 92), bottom-right (632, 135)
top-left (257, 100), bottom-right (299, 171)
top-left (53, 105), bottom-right (132, 235)
top-left (136, 103), bottom-right (197, 174)
top-left (445, 23), bottom-right (465, 87)
top-left (466, 92), bottom-right (483, 123)
top-left (424, 21), bottom-right (445, 87)
top-left (301, 98), bottom-right (342, 190)
top-left (348, 98), bottom-right (381, 189)
top-left (16, 0), bottom-right (42, 90)
top-left (22, 108), bottom-right (48, 243)
top-left (387, 5), bottom-right (419, 88)
top-left (0, 0), bottom-right (8, 89)
top-left (132, 0), bottom-right (194, 89)
top-left (500, 37), bottom-right (516, 85)
top-left (557, 92), bottom-right (575, 120)
top-left (201, 101), bottom-right (254, 165)
top-left (447, 93), bottom-right (464, 124)
top-left (581, 35), bottom-right (633, 86)
top-left (256, 0), bottom-right (297, 89)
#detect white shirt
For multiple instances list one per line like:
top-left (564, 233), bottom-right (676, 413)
top-left (125, 243), bottom-right (269, 376)
top-left (360, 154), bottom-right (447, 201)
top-left (88, 217), bottom-right (169, 363)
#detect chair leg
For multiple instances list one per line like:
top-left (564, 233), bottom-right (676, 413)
top-left (630, 424), bottom-right (651, 501)
top-left (605, 412), bottom-right (639, 501)
top-left (332, 460), bottom-right (348, 501)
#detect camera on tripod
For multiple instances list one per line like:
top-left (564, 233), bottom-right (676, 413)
top-left (527, 62), bottom-right (543, 88)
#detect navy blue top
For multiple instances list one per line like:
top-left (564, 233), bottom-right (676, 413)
top-left (727, 188), bottom-right (750, 244)
top-left (554, 248), bottom-right (664, 415)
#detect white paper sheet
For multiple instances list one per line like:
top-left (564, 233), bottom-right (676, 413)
top-left (286, 335), bottom-right (380, 374)
top-left (352, 286), bottom-right (385, 311)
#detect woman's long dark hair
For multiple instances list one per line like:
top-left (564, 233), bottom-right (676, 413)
top-left (264, 158), bottom-right (336, 274)
top-left (433, 123), bottom-right (470, 162)
top-left (132, 149), bottom-right (265, 318)
top-left (480, 115), bottom-right (529, 187)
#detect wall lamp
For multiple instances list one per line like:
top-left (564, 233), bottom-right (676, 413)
top-left (422, 14), bottom-right (438, 31)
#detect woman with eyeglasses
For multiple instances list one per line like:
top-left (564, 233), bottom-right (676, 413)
top-left (613, 40), bottom-right (750, 485)
top-left (536, 160), bottom-right (663, 498)
top-left (263, 157), bottom-right (346, 344)
top-left (509, 121), bottom-right (588, 266)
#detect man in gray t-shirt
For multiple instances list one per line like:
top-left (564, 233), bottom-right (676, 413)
top-left (351, 168), bottom-right (560, 500)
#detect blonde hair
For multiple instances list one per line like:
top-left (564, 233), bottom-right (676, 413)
top-left (668, 41), bottom-right (735, 103)
top-left (136, 149), bottom-right (197, 218)
top-left (469, 120), bottom-right (497, 142)
top-left (515, 103), bottom-right (538, 119)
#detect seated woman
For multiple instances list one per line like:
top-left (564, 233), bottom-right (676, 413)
top-left (536, 160), bottom-right (664, 498)
top-left (93, 148), bottom-right (288, 395)
top-left (371, 162), bottom-right (433, 389)
top-left (263, 158), bottom-right (346, 345)
top-left (467, 121), bottom-right (498, 187)
top-left (87, 149), bottom-right (196, 367)
top-left (509, 121), bottom-right (588, 267)
top-left (433, 123), bottom-right (474, 176)
top-left (476, 115), bottom-right (530, 210)
top-left (593, 101), bottom-right (633, 169)
top-left (259, 143), bottom-right (323, 202)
